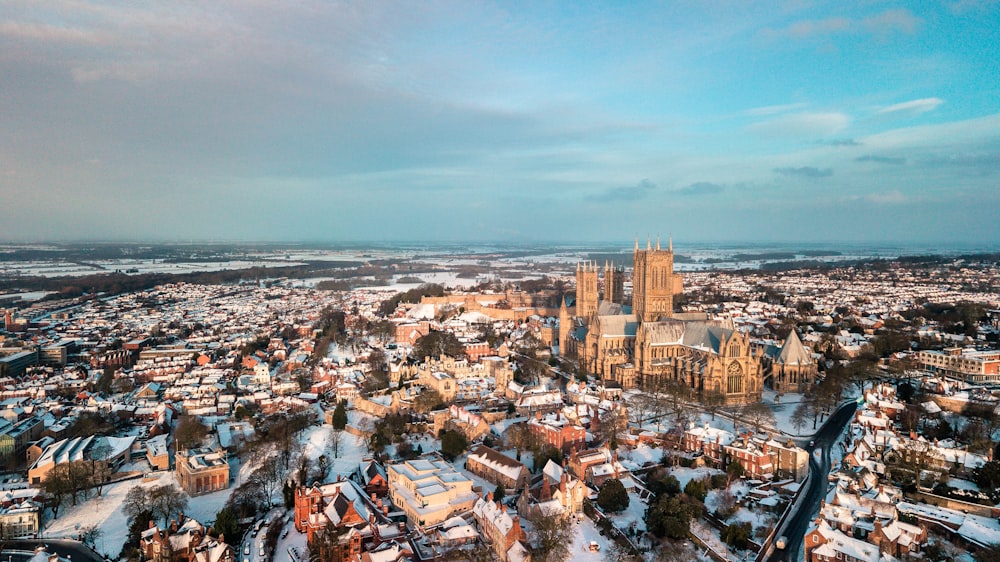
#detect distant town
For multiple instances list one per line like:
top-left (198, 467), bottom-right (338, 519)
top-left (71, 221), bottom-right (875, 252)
top-left (0, 241), bottom-right (998, 562)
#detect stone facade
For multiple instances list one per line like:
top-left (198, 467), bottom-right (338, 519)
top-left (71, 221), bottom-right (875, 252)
top-left (562, 239), bottom-right (774, 405)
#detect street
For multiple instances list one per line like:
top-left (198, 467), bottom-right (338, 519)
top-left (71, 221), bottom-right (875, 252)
top-left (763, 401), bottom-right (857, 562)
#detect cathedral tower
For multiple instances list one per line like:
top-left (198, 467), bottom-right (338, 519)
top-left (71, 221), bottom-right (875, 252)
top-left (603, 261), bottom-right (625, 305)
top-left (575, 262), bottom-right (598, 320)
top-left (632, 236), bottom-right (679, 323)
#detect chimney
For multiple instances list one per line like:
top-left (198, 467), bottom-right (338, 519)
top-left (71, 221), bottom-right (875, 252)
top-left (382, 506), bottom-right (389, 516)
top-left (371, 493), bottom-right (376, 502)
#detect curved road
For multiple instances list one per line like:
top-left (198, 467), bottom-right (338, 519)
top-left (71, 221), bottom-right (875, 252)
top-left (765, 401), bottom-right (857, 562)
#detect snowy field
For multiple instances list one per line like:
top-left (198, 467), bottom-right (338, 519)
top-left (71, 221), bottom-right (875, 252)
top-left (606, 491), bottom-right (647, 533)
top-left (44, 471), bottom-right (231, 559)
top-left (668, 466), bottom-right (724, 488)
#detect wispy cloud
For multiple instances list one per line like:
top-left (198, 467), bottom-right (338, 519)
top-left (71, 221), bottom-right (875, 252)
top-left (676, 182), bottom-right (724, 196)
top-left (877, 98), bottom-right (944, 116)
top-left (748, 112), bottom-right (850, 137)
top-left (590, 179), bottom-right (657, 202)
top-left (821, 139), bottom-right (863, 147)
top-left (856, 155), bottom-right (907, 165)
top-left (865, 190), bottom-right (907, 204)
top-left (761, 9), bottom-right (921, 40)
top-left (774, 166), bottom-right (834, 178)
top-left (744, 102), bottom-right (808, 116)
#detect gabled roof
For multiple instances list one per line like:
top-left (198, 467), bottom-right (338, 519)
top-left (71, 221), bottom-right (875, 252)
top-left (777, 331), bottom-right (812, 366)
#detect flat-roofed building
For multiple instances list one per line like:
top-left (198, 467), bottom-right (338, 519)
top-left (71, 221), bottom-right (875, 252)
top-left (917, 348), bottom-right (1000, 383)
top-left (176, 448), bottom-right (229, 496)
top-left (387, 457), bottom-right (478, 531)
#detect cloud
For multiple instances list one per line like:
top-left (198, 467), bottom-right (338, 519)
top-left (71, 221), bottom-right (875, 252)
top-left (676, 182), bottom-right (724, 196)
top-left (877, 98), bottom-right (944, 116)
top-left (774, 166), bottom-right (834, 178)
top-left (748, 112), bottom-right (850, 137)
top-left (862, 9), bottom-right (921, 35)
top-left (821, 139), bottom-right (863, 147)
top-left (590, 179), bottom-right (657, 202)
top-left (865, 190), bottom-right (907, 204)
top-left (856, 155), bottom-right (907, 165)
top-left (744, 102), bottom-right (808, 116)
top-left (760, 9), bottom-right (921, 40)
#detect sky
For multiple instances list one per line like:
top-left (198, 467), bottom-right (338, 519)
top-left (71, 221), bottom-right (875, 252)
top-left (1, 1), bottom-right (999, 245)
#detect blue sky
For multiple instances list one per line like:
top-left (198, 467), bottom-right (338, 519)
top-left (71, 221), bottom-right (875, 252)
top-left (1, 1), bottom-right (998, 244)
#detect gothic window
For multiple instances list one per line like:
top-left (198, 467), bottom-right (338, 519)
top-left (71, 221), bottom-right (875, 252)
top-left (726, 361), bottom-right (743, 394)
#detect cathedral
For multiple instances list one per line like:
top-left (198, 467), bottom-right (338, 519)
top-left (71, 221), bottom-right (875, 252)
top-left (558, 238), bottom-right (815, 405)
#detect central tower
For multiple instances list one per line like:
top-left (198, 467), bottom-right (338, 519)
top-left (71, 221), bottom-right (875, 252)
top-left (632, 236), bottom-right (678, 323)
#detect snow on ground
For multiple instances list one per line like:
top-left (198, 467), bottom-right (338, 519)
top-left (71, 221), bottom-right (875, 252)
top-left (44, 470), bottom-right (233, 560)
top-left (621, 444), bottom-right (663, 467)
top-left (690, 519), bottom-right (731, 559)
top-left (606, 492), bottom-right (647, 533)
top-left (271, 517), bottom-right (308, 562)
top-left (565, 516), bottom-right (614, 562)
top-left (300, 424), bottom-right (370, 480)
top-left (668, 466), bottom-right (723, 488)
top-left (763, 390), bottom-right (810, 436)
top-left (948, 478), bottom-right (980, 492)
top-left (728, 506), bottom-right (776, 531)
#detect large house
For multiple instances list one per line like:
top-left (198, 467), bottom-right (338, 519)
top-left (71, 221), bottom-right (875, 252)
top-left (175, 448), bottom-right (229, 496)
top-left (465, 445), bottom-right (528, 491)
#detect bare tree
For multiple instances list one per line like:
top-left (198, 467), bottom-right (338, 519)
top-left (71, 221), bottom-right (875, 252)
top-left (742, 402), bottom-right (777, 433)
top-left (329, 429), bottom-right (343, 460)
top-left (790, 401), bottom-right (811, 435)
top-left (525, 509), bottom-right (572, 562)
top-left (149, 484), bottom-right (189, 526)
top-left (701, 390), bottom-right (726, 420)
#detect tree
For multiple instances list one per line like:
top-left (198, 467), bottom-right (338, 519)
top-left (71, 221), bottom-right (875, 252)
top-left (721, 522), bottom-right (752, 550)
top-left (494, 482), bottom-right (505, 503)
top-left (175, 416), bottom-right (209, 450)
top-left (149, 484), bottom-right (189, 525)
top-left (742, 402), bottom-right (776, 433)
top-left (89, 440), bottom-right (113, 497)
top-left (413, 388), bottom-right (445, 413)
top-left (41, 464), bottom-right (75, 517)
top-left (684, 479), bottom-right (707, 502)
top-left (533, 445), bottom-right (563, 473)
top-left (213, 506), bottom-right (239, 540)
top-left (645, 494), bottom-right (697, 539)
top-left (727, 460), bottom-right (745, 482)
top-left (526, 509), bottom-right (572, 562)
top-left (123, 485), bottom-right (152, 524)
top-left (597, 478), bottom-right (629, 513)
top-left (329, 428), bottom-right (343, 460)
top-left (249, 456), bottom-right (283, 508)
top-left (329, 401), bottom-right (348, 430)
top-left (413, 331), bottom-right (465, 360)
top-left (646, 471), bottom-right (681, 499)
top-left (440, 430), bottom-right (468, 461)
top-left (701, 390), bottom-right (726, 420)
top-left (973, 460), bottom-right (1000, 501)
top-left (790, 401), bottom-right (810, 435)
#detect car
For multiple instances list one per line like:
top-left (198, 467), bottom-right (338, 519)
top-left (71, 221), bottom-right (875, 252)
top-left (259, 547), bottom-right (266, 558)
top-left (809, 440), bottom-right (815, 447)
top-left (244, 545), bottom-right (250, 555)
top-left (281, 529), bottom-right (289, 539)
top-left (589, 541), bottom-right (600, 552)
top-left (776, 536), bottom-right (788, 550)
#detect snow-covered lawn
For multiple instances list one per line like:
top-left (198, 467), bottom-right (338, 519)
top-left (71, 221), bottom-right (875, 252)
top-left (566, 517), bottom-right (614, 562)
top-left (44, 471), bottom-right (233, 560)
top-left (300, 424), bottom-right (370, 480)
top-left (668, 466), bottom-right (723, 488)
top-left (605, 491), bottom-right (647, 533)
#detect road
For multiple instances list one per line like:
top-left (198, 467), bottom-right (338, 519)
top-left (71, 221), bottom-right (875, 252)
top-left (764, 401), bottom-right (857, 562)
